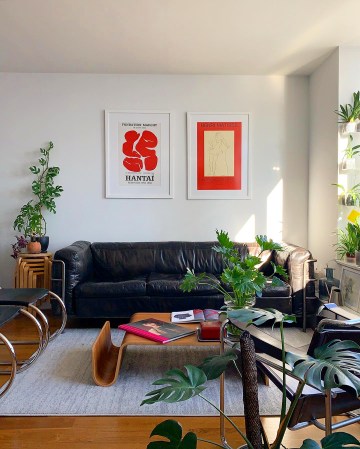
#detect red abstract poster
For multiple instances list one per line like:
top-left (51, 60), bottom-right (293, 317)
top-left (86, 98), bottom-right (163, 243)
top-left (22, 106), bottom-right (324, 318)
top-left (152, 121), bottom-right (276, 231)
top-left (196, 121), bottom-right (242, 190)
top-left (105, 111), bottom-right (172, 198)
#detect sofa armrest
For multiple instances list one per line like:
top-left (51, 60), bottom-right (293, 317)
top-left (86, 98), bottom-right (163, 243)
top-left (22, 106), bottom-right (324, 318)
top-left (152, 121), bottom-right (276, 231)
top-left (274, 243), bottom-right (316, 314)
top-left (52, 241), bottom-right (93, 315)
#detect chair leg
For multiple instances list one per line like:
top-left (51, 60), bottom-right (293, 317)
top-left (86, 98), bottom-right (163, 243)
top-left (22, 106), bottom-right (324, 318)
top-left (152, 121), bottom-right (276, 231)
top-left (0, 332), bottom-right (17, 398)
top-left (48, 290), bottom-right (67, 340)
top-left (0, 308), bottom-right (45, 373)
top-left (324, 388), bottom-right (333, 435)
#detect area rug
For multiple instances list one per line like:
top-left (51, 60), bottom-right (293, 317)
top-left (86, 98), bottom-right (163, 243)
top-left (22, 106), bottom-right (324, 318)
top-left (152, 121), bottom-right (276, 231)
top-left (0, 328), bottom-right (286, 416)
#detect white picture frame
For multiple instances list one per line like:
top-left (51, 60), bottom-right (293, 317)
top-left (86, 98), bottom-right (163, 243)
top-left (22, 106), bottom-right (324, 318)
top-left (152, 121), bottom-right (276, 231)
top-left (105, 110), bottom-right (173, 198)
top-left (187, 112), bottom-right (250, 200)
top-left (340, 266), bottom-right (360, 312)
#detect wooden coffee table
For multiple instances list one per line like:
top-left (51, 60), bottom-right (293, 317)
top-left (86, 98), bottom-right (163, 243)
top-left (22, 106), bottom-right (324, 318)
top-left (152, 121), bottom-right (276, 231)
top-left (92, 312), bottom-right (219, 387)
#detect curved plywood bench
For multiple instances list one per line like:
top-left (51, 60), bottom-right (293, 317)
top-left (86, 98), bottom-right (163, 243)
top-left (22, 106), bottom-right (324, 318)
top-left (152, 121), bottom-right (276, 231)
top-left (91, 321), bottom-right (123, 387)
top-left (91, 313), bottom-right (218, 387)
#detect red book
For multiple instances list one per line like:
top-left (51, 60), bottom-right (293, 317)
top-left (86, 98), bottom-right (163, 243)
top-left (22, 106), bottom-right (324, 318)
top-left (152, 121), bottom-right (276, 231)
top-left (119, 318), bottom-right (195, 344)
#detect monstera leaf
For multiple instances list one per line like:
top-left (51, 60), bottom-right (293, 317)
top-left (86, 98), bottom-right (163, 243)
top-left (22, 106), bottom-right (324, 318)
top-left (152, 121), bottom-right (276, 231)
top-left (227, 307), bottom-right (296, 327)
top-left (198, 349), bottom-right (238, 380)
top-left (147, 419), bottom-right (197, 449)
top-left (141, 366), bottom-right (207, 406)
top-left (287, 339), bottom-right (360, 396)
top-left (300, 432), bottom-right (360, 449)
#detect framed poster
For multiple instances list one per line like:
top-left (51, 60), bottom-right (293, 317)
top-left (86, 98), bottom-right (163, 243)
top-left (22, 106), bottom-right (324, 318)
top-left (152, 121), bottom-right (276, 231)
top-left (187, 112), bottom-right (250, 199)
top-left (105, 110), bottom-right (173, 198)
top-left (340, 266), bottom-right (360, 312)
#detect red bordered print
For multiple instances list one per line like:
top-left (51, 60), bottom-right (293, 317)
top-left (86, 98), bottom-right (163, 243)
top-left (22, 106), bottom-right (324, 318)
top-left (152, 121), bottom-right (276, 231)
top-left (197, 122), bottom-right (242, 190)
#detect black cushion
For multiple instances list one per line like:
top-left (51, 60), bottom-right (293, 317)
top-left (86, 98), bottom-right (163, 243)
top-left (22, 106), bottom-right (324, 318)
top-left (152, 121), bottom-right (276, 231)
top-left (74, 278), bottom-right (147, 298)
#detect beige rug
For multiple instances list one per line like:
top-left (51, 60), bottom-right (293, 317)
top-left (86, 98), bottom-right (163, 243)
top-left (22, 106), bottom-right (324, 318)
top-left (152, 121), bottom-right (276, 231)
top-left (0, 328), bottom-right (287, 416)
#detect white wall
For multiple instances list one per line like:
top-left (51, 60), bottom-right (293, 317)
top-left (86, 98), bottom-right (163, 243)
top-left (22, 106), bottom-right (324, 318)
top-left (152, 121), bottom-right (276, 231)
top-left (0, 74), bottom-right (309, 287)
top-left (308, 50), bottom-right (339, 273)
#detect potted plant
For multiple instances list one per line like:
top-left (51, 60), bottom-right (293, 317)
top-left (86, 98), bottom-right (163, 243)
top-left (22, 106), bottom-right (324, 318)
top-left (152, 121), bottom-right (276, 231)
top-left (180, 230), bottom-right (287, 310)
top-left (332, 182), bottom-right (360, 206)
top-left (334, 221), bottom-right (360, 261)
top-left (12, 141), bottom-right (63, 253)
top-left (342, 135), bottom-right (360, 170)
top-left (142, 308), bottom-right (360, 449)
top-left (10, 235), bottom-right (29, 259)
top-left (335, 91), bottom-right (360, 133)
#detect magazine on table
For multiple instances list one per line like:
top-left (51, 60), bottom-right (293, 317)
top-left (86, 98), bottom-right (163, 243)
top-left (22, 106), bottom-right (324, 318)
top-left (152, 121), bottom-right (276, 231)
top-left (118, 318), bottom-right (195, 344)
top-left (171, 309), bottom-right (221, 323)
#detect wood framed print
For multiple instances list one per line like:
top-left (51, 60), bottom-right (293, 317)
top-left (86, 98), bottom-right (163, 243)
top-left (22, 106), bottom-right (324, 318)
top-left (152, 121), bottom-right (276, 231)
top-left (105, 110), bottom-right (173, 198)
top-left (340, 266), bottom-right (360, 312)
top-left (187, 112), bottom-right (250, 199)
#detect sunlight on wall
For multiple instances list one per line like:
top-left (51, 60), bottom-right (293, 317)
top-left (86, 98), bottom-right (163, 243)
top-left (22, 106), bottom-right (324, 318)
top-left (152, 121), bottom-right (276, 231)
top-left (235, 214), bottom-right (255, 242)
top-left (267, 179), bottom-right (283, 241)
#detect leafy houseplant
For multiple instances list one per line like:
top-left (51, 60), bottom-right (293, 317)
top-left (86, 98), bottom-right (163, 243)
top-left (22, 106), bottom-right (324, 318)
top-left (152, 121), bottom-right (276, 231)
top-left (335, 91), bottom-right (360, 130)
top-left (12, 142), bottom-right (63, 249)
top-left (334, 221), bottom-right (360, 259)
top-left (333, 182), bottom-right (360, 206)
top-left (344, 135), bottom-right (360, 160)
top-left (180, 230), bottom-right (287, 310)
top-left (142, 308), bottom-right (360, 449)
top-left (10, 235), bottom-right (29, 259)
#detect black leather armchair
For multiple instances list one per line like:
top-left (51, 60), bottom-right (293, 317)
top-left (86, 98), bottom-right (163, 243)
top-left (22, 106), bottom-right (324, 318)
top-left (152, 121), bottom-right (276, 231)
top-left (234, 318), bottom-right (360, 434)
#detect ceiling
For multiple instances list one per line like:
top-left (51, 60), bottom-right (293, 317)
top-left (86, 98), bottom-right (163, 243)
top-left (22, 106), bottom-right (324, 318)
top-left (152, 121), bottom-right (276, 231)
top-left (2, 0), bottom-right (360, 75)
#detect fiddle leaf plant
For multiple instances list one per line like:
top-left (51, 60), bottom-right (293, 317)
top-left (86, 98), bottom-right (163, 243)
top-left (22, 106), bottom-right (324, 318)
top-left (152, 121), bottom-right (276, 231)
top-left (13, 141), bottom-right (63, 237)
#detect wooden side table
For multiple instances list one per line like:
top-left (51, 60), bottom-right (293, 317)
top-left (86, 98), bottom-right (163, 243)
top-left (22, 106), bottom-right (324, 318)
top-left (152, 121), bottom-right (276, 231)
top-left (14, 252), bottom-right (53, 289)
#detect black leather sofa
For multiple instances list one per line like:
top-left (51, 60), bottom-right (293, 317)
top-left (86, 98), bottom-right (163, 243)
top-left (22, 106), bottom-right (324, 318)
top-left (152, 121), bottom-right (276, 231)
top-left (52, 240), bottom-right (318, 323)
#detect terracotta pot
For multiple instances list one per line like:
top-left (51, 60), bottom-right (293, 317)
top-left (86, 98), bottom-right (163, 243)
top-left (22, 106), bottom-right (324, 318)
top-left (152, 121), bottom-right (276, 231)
top-left (27, 241), bottom-right (41, 254)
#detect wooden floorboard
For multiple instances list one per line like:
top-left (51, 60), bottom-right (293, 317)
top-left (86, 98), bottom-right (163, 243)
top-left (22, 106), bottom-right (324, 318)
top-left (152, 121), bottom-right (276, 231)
top-left (1, 315), bottom-right (360, 448)
top-left (0, 416), bottom-right (359, 449)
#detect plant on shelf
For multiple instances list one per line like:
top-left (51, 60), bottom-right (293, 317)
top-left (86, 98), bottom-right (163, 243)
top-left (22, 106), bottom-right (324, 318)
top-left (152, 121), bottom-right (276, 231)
top-left (335, 91), bottom-right (360, 127)
top-left (12, 141), bottom-right (63, 253)
top-left (334, 221), bottom-right (360, 259)
top-left (344, 135), bottom-right (360, 160)
top-left (142, 308), bottom-right (360, 449)
top-left (180, 230), bottom-right (287, 310)
top-left (333, 182), bottom-right (360, 206)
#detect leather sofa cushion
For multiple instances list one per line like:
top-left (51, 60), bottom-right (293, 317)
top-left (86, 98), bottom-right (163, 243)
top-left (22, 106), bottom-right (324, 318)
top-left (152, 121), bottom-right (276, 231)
top-left (261, 280), bottom-right (291, 298)
top-left (90, 241), bottom-right (249, 281)
top-left (91, 243), bottom-right (156, 281)
top-left (74, 278), bottom-right (147, 298)
top-left (147, 272), bottom-right (221, 297)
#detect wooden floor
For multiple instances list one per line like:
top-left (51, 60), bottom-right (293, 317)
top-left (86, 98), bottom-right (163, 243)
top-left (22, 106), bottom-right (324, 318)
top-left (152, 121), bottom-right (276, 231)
top-left (1, 313), bottom-right (360, 449)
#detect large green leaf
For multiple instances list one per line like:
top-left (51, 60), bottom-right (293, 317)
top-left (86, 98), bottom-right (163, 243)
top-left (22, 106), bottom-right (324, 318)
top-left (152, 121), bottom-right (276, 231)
top-left (227, 307), bottom-right (296, 327)
top-left (198, 349), bottom-right (238, 380)
top-left (300, 431), bottom-right (360, 449)
top-left (287, 340), bottom-right (360, 396)
top-left (141, 366), bottom-right (207, 405)
top-left (148, 419), bottom-right (197, 449)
